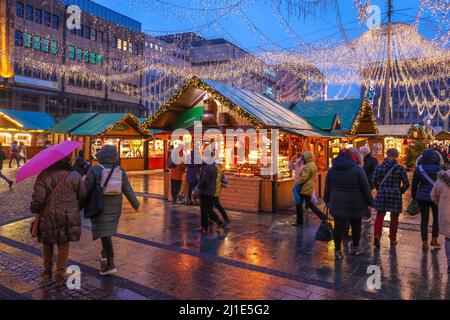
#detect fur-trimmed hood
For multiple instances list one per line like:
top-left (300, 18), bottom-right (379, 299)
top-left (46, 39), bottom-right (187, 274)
top-left (437, 170), bottom-right (450, 187)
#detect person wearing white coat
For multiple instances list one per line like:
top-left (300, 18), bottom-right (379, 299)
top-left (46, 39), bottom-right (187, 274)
top-left (431, 170), bottom-right (450, 273)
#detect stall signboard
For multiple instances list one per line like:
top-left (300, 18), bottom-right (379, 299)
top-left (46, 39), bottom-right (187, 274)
top-left (173, 106), bottom-right (204, 129)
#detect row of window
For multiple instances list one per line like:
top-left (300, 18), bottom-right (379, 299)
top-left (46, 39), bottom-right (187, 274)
top-left (15, 30), bottom-right (58, 55)
top-left (14, 63), bottom-right (58, 82)
top-left (68, 76), bottom-right (103, 91)
top-left (68, 46), bottom-right (103, 65)
top-left (111, 82), bottom-right (139, 97)
top-left (69, 24), bottom-right (104, 44)
top-left (112, 37), bottom-right (140, 55)
top-left (16, 2), bottom-right (59, 29)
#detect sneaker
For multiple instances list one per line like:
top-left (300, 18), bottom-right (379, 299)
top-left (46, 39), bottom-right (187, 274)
top-left (100, 260), bottom-right (117, 276)
top-left (8, 180), bottom-right (13, 189)
top-left (350, 244), bottom-right (363, 256)
top-left (335, 250), bottom-right (344, 260)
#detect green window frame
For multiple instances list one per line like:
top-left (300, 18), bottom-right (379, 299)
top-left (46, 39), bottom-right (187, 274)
top-left (97, 54), bottom-right (102, 65)
top-left (50, 40), bottom-right (57, 55)
top-left (83, 50), bottom-right (89, 63)
top-left (69, 46), bottom-right (75, 60)
top-left (33, 35), bottom-right (40, 50)
top-left (76, 48), bottom-right (82, 61)
top-left (41, 38), bottom-right (49, 53)
top-left (24, 33), bottom-right (32, 48)
top-left (90, 52), bottom-right (96, 64)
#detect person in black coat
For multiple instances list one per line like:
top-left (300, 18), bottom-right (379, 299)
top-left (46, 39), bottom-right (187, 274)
top-left (0, 143), bottom-right (13, 188)
top-left (324, 149), bottom-right (374, 260)
top-left (412, 149), bottom-right (444, 250)
top-left (360, 146), bottom-right (379, 223)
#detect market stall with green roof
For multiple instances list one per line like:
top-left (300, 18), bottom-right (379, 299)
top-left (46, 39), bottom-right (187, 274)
top-left (47, 113), bottom-right (149, 171)
top-left (0, 109), bottom-right (55, 158)
top-left (145, 76), bottom-right (340, 212)
top-left (286, 98), bottom-right (378, 166)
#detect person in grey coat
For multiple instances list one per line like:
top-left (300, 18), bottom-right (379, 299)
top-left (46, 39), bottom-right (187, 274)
top-left (85, 145), bottom-right (140, 275)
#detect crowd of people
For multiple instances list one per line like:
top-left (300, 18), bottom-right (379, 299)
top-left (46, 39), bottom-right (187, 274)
top-left (291, 144), bottom-right (449, 272)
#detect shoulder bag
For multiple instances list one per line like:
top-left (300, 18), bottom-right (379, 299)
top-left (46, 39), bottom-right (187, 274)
top-left (315, 205), bottom-right (333, 243)
top-left (378, 164), bottom-right (398, 189)
top-left (84, 164), bottom-right (117, 219)
top-left (30, 171), bottom-right (70, 238)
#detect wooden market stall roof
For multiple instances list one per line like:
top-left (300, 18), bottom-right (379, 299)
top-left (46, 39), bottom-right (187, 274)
top-left (435, 130), bottom-right (450, 140)
top-left (377, 124), bottom-right (434, 140)
top-left (144, 76), bottom-right (334, 137)
top-left (46, 113), bottom-right (148, 136)
top-left (286, 98), bottom-right (378, 135)
top-left (0, 109), bottom-right (55, 131)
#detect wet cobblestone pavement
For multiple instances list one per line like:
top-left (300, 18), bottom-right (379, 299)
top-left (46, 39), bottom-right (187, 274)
top-left (0, 171), bottom-right (449, 300)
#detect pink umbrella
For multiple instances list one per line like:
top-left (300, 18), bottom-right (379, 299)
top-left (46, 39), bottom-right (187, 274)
top-left (16, 141), bottom-right (84, 184)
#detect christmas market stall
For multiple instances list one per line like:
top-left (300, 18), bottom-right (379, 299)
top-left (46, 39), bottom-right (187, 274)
top-left (434, 130), bottom-right (450, 145)
top-left (287, 98), bottom-right (379, 166)
top-left (144, 76), bottom-right (339, 213)
top-left (371, 124), bottom-right (435, 164)
top-left (47, 113), bottom-right (149, 171)
top-left (139, 118), bottom-right (164, 170)
top-left (0, 109), bottom-right (55, 158)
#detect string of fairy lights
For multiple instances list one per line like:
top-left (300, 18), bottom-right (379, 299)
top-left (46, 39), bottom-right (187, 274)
top-left (5, 0), bottom-right (450, 121)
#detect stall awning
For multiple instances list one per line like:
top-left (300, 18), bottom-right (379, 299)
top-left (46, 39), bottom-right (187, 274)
top-left (47, 113), bottom-right (97, 134)
top-left (0, 109), bottom-right (55, 131)
top-left (283, 128), bottom-right (345, 138)
top-left (377, 124), bottom-right (412, 137)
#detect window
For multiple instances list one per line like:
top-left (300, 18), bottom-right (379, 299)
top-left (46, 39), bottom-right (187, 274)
top-left (76, 48), bottom-right (82, 61)
top-left (32, 68), bottom-right (40, 78)
top-left (35, 9), bottom-right (42, 24)
top-left (128, 42), bottom-right (133, 53)
top-left (133, 43), bottom-right (139, 55)
top-left (24, 33), bottom-right (31, 48)
top-left (42, 71), bottom-right (49, 80)
top-left (97, 31), bottom-right (103, 43)
top-left (16, 2), bottom-right (24, 18)
top-left (84, 26), bottom-right (91, 40)
top-left (97, 54), bottom-right (102, 65)
top-left (51, 15), bottom-right (59, 29)
top-left (50, 40), bottom-right (58, 55)
top-left (41, 38), bottom-right (49, 53)
top-left (77, 25), bottom-right (84, 37)
top-left (117, 38), bottom-right (122, 50)
top-left (50, 72), bottom-right (57, 82)
top-left (90, 52), bottom-right (96, 64)
top-left (14, 30), bottom-right (23, 46)
top-left (69, 46), bottom-right (75, 59)
top-left (83, 50), bottom-right (89, 63)
top-left (33, 35), bottom-right (41, 50)
top-left (70, 28), bottom-right (77, 35)
top-left (44, 12), bottom-right (51, 26)
top-left (25, 5), bottom-right (33, 21)
top-left (96, 82), bottom-right (102, 91)
top-left (123, 40), bottom-right (127, 52)
top-left (112, 36), bottom-right (117, 48)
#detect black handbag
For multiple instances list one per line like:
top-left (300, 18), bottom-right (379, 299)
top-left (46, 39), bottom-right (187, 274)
top-left (407, 199), bottom-right (420, 216)
top-left (315, 206), bottom-right (333, 242)
top-left (84, 165), bottom-right (116, 219)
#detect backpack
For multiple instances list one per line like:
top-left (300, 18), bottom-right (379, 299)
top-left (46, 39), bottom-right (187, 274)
top-left (99, 165), bottom-right (123, 195)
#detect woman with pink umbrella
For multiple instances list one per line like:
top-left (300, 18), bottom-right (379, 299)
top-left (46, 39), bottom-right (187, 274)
top-left (19, 141), bottom-right (87, 286)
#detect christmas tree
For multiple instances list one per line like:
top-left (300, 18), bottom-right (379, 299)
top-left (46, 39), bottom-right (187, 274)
top-left (405, 140), bottom-right (427, 169)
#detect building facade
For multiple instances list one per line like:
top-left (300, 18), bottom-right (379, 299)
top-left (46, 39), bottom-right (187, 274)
top-left (0, 0), bottom-right (145, 120)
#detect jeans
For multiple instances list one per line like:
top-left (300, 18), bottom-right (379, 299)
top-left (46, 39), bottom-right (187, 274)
top-left (445, 238), bottom-right (450, 267)
top-left (374, 211), bottom-right (400, 241)
top-left (101, 237), bottom-right (114, 258)
top-left (200, 195), bottom-right (220, 229)
top-left (296, 194), bottom-right (325, 224)
top-left (171, 179), bottom-right (182, 202)
top-left (417, 200), bottom-right (439, 241)
top-left (43, 242), bottom-right (70, 273)
top-left (213, 196), bottom-right (229, 222)
top-left (0, 171), bottom-right (11, 184)
top-left (9, 153), bottom-right (19, 167)
top-left (334, 217), bottom-right (362, 251)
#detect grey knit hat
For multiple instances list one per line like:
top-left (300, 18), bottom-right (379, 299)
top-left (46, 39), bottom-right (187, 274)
top-left (386, 148), bottom-right (399, 158)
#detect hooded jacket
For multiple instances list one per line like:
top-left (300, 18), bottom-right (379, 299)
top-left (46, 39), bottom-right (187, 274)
top-left (295, 151), bottom-right (317, 196)
top-left (324, 156), bottom-right (373, 219)
top-left (85, 145), bottom-right (139, 239)
top-left (363, 153), bottom-right (379, 188)
top-left (431, 170), bottom-right (450, 238)
top-left (412, 149), bottom-right (443, 202)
